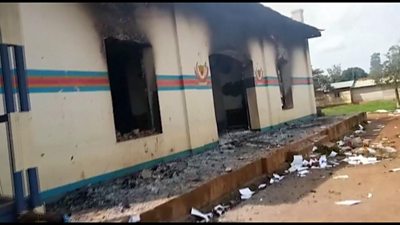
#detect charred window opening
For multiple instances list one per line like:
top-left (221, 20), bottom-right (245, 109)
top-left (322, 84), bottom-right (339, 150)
top-left (209, 54), bottom-right (251, 134)
top-left (276, 58), bottom-right (293, 110)
top-left (104, 38), bottom-right (162, 142)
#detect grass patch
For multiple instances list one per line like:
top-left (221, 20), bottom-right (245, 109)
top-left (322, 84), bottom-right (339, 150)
top-left (322, 100), bottom-right (397, 116)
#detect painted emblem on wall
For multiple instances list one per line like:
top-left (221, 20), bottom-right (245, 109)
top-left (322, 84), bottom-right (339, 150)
top-left (194, 62), bottom-right (209, 84)
top-left (255, 68), bottom-right (264, 81)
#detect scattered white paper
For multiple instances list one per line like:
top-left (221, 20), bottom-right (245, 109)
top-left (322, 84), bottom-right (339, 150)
top-left (269, 178), bottom-right (274, 184)
top-left (297, 170), bottom-right (309, 176)
top-left (258, 183), bottom-right (267, 189)
top-left (319, 155), bottom-right (327, 168)
top-left (292, 155), bottom-right (303, 166)
top-left (333, 175), bottom-right (349, 179)
top-left (128, 215), bottom-right (140, 223)
top-left (389, 168), bottom-right (400, 172)
top-left (239, 188), bottom-right (255, 199)
top-left (289, 155), bottom-right (310, 173)
top-left (288, 167), bottom-right (297, 173)
top-left (367, 193), bottom-right (373, 198)
top-left (312, 146), bottom-right (318, 152)
top-left (213, 204), bottom-right (229, 216)
top-left (358, 124), bottom-right (364, 130)
top-left (329, 151), bottom-right (338, 158)
top-left (273, 173), bottom-right (284, 180)
top-left (335, 200), bottom-right (361, 206)
top-left (360, 157), bottom-right (378, 165)
top-left (241, 195), bottom-right (252, 200)
top-left (191, 208), bottom-right (213, 222)
top-left (344, 155), bottom-right (378, 165)
top-left (354, 130), bottom-right (365, 134)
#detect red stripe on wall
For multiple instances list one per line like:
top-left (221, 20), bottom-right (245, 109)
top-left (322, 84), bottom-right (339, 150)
top-left (0, 77), bottom-right (109, 88)
top-left (156, 80), bottom-right (183, 87)
top-left (28, 77), bottom-right (108, 85)
top-left (182, 79), bottom-right (211, 86)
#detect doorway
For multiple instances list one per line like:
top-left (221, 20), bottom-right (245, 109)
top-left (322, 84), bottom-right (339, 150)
top-left (209, 54), bottom-right (252, 135)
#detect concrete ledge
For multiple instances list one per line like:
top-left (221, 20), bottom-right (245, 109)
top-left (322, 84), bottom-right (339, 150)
top-left (108, 112), bottom-right (366, 222)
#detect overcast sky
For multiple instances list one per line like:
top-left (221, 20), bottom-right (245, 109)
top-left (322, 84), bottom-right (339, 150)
top-left (261, 3), bottom-right (400, 73)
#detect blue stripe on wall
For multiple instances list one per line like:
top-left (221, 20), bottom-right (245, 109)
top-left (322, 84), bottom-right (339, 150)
top-left (156, 75), bottom-right (198, 80)
top-left (158, 86), bottom-right (211, 91)
top-left (157, 75), bottom-right (183, 80)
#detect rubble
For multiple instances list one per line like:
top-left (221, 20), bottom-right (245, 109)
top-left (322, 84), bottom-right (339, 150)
top-left (45, 116), bottom-right (345, 221)
top-left (140, 169), bottom-right (152, 179)
top-left (117, 129), bottom-right (158, 142)
top-left (350, 137), bottom-right (363, 148)
top-left (314, 142), bottom-right (340, 155)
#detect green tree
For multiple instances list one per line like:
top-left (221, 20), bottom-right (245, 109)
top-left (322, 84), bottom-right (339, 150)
top-left (312, 68), bottom-right (332, 91)
top-left (341, 67), bottom-right (368, 81)
top-left (379, 45), bottom-right (400, 107)
top-left (327, 64), bottom-right (342, 83)
top-left (369, 52), bottom-right (383, 79)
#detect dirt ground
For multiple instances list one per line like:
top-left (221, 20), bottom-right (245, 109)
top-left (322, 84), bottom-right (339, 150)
top-left (218, 113), bottom-right (400, 222)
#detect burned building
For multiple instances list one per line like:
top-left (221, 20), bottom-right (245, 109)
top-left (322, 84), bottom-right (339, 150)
top-left (0, 3), bottom-right (320, 204)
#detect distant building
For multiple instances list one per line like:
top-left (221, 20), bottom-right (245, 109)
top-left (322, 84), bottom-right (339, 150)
top-left (316, 78), bottom-right (396, 107)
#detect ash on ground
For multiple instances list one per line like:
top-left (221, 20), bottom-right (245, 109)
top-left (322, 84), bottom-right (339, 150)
top-left (47, 116), bottom-right (343, 222)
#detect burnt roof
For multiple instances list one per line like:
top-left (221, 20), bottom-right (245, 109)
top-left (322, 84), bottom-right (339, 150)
top-left (85, 2), bottom-right (321, 45)
top-left (174, 3), bottom-right (322, 40)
